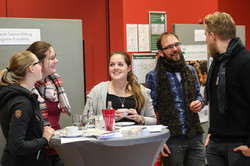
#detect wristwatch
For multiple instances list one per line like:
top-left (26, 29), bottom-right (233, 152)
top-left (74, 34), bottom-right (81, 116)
top-left (138, 116), bottom-right (145, 125)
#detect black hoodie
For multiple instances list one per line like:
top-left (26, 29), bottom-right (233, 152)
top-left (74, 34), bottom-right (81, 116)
top-left (0, 84), bottom-right (50, 166)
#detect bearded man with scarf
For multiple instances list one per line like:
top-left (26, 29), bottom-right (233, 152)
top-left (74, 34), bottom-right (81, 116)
top-left (204, 12), bottom-right (250, 166)
top-left (145, 32), bottom-right (205, 166)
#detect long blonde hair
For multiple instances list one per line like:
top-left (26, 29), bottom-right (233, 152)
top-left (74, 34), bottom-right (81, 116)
top-left (110, 51), bottom-right (145, 113)
top-left (0, 51), bottom-right (35, 86)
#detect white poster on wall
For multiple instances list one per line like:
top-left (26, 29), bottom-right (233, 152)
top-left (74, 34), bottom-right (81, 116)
top-left (132, 53), bottom-right (157, 84)
top-left (181, 45), bottom-right (207, 61)
top-left (126, 24), bottom-right (138, 52)
top-left (194, 29), bottom-right (206, 41)
top-left (138, 24), bottom-right (150, 52)
top-left (0, 29), bottom-right (41, 45)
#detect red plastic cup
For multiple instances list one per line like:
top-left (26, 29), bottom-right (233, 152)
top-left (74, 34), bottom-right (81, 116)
top-left (102, 109), bottom-right (115, 131)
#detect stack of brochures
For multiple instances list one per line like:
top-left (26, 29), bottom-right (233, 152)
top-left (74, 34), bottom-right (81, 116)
top-left (83, 128), bottom-right (122, 140)
top-left (144, 125), bottom-right (168, 132)
top-left (120, 126), bottom-right (150, 137)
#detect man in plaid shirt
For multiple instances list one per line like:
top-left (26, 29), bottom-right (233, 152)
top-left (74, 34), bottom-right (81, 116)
top-left (145, 32), bottom-right (205, 166)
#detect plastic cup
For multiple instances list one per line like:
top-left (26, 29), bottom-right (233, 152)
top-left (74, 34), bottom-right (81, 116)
top-left (102, 109), bottom-right (115, 131)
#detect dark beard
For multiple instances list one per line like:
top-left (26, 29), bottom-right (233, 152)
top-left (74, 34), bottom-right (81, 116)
top-left (162, 50), bottom-right (181, 62)
top-left (208, 44), bottom-right (218, 58)
top-left (160, 52), bottom-right (186, 72)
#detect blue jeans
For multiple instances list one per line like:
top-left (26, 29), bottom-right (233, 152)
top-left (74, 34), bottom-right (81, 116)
top-left (161, 134), bottom-right (205, 166)
top-left (206, 139), bottom-right (250, 166)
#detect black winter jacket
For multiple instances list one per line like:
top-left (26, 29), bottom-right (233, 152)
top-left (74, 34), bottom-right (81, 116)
top-left (0, 84), bottom-right (50, 166)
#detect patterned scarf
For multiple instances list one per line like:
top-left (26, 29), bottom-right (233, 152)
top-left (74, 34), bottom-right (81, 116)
top-left (32, 73), bottom-right (71, 126)
top-left (206, 37), bottom-right (245, 114)
top-left (156, 54), bottom-right (203, 138)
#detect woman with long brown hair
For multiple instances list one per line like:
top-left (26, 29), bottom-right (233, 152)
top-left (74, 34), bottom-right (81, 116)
top-left (27, 41), bottom-right (71, 166)
top-left (83, 51), bottom-right (156, 125)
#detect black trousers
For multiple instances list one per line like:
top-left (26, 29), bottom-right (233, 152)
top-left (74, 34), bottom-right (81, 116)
top-left (48, 154), bottom-right (64, 166)
top-left (206, 139), bottom-right (250, 166)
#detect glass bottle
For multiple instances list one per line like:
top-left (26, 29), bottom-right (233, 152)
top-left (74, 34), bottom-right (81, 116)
top-left (87, 101), bottom-right (95, 128)
top-left (107, 101), bottom-right (113, 110)
top-left (107, 101), bottom-right (115, 130)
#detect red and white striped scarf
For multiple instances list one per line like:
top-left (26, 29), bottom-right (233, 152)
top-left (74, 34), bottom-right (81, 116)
top-left (32, 73), bottom-right (71, 126)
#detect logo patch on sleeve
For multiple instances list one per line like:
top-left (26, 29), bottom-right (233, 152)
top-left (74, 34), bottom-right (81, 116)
top-left (15, 110), bottom-right (22, 119)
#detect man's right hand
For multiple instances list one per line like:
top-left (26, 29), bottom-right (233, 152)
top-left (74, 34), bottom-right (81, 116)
top-left (205, 133), bottom-right (211, 147)
top-left (161, 144), bottom-right (171, 157)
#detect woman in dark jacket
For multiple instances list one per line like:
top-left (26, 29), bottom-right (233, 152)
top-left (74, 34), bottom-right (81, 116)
top-left (0, 51), bottom-right (55, 166)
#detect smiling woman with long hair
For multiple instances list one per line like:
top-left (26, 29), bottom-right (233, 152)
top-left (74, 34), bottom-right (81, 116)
top-left (27, 41), bottom-right (71, 166)
top-left (83, 51), bottom-right (156, 125)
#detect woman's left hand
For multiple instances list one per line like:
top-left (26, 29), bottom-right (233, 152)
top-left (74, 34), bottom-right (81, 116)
top-left (126, 108), bottom-right (141, 123)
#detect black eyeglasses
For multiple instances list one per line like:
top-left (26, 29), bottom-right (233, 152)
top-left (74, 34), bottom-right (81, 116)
top-left (162, 42), bottom-right (181, 50)
top-left (33, 61), bottom-right (41, 66)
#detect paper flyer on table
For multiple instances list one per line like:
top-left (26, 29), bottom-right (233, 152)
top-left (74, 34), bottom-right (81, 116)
top-left (61, 136), bottom-right (96, 144)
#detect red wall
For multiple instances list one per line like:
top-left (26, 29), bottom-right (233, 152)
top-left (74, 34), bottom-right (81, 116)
top-left (0, 0), bottom-right (6, 17)
top-left (218, 0), bottom-right (249, 49)
top-left (0, 0), bottom-right (109, 94)
top-left (109, 0), bottom-right (124, 53)
top-left (122, 0), bottom-right (249, 52)
top-left (0, 0), bottom-right (249, 95)
top-left (122, 0), bottom-right (218, 56)
top-left (123, 0), bottom-right (218, 29)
